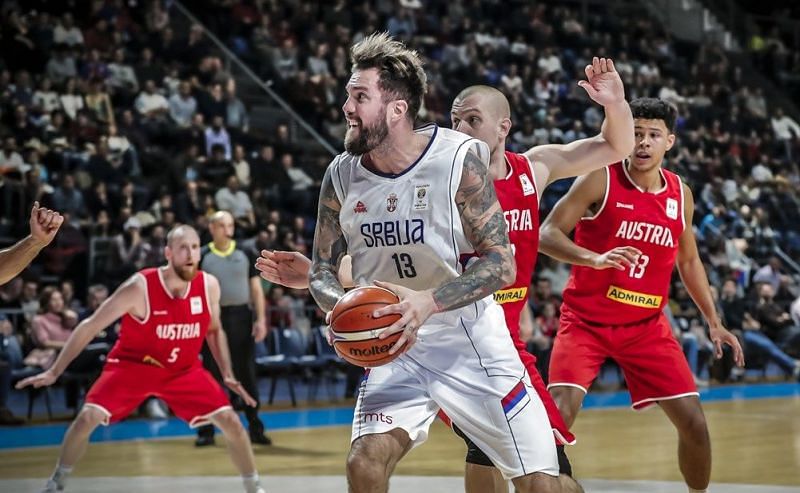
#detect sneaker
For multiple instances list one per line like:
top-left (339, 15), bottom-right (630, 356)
top-left (249, 432), bottom-right (272, 445)
top-left (194, 434), bottom-right (216, 447)
top-left (40, 479), bottom-right (63, 492)
top-left (0, 407), bottom-right (24, 426)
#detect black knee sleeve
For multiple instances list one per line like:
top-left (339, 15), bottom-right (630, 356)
top-left (557, 444), bottom-right (573, 476)
top-left (453, 423), bottom-right (495, 467)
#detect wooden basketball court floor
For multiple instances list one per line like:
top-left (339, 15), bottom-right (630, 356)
top-left (1, 387), bottom-right (798, 492)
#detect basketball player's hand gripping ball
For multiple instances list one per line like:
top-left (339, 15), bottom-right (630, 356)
top-left (371, 280), bottom-right (438, 354)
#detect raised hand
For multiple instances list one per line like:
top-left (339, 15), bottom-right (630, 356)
top-left (371, 280), bottom-right (437, 355)
top-left (256, 250), bottom-right (311, 289)
top-left (591, 246), bottom-right (642, 271)
top-left (578, 57), bottom-right (625, 107)
top-left (29, 202), bottom-right (64, 247)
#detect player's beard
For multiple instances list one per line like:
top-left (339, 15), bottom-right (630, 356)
top-left (344, 107), bottom-right (389, 155)
top-left (173, 263), bottom-right (198, 281)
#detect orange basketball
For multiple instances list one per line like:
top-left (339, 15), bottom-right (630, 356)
top-left (329, 286), bottom-right (403, 367)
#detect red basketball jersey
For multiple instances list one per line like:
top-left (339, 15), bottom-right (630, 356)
top-left (106, 267), bottom-right (212, 371)
top-left (493, 151), bottom-right (540, 339)
top-left (562, 161), bottom-right (685, 325)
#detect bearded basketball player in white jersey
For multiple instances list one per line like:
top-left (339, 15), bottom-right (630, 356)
top-left (308, 33), bottom-right (560, 493)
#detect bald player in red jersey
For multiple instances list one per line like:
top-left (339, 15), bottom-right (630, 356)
top-left (258, 58), bottom-right (633, 493)
top-left (17, 226), bottom-right (267, 493)
top-left (540, 98), bottom-right (744, 493)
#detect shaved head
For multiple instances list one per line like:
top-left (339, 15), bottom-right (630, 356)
top-left (450, 85), bottom-right (512, 156)
top-left (209, 210), bottom-right (234, 225)
top-left (453, 85), bottom-right (510, 120)
top-left (165, 225), bottom-right (201, 281)
top-left (166, 224), bottom-right (199, 246)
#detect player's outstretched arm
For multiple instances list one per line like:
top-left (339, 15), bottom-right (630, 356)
top-left (15, 274), bottom-right (143, 389)
top-left (539, 168), bottom-right (640, 270)
top-left (308, 166), bottom-right (348, 312)
top-left (256, 250), bottom-right (354, 290)
top-left (0, 202), bottom-right (64, 285)
top-left (204, 274), bottom-right (257, 407)
top-left (525, 57), bottom-right (634, 186)
top-left (675, 184), bottom-right (745, 367)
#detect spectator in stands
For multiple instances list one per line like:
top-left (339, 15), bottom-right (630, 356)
top-left (53, 13), bottom-right (83, 47)
top-left (50, 173), bottom-right (87, 220)
top-left (0, 311), bottom-right (25, 424)
top-left (26, 287), bottom-right (77, 370)
top-left (46, 45), bottom-right (78, 84)
top-left (169, 80), bottom-right (197, 128)
top-left (752, 256), bottom-right (783, 293)
top-left (280, 153), bottom-right (314, 213)
top-left (134, 79), bottom-right (169, 124)
top-left (105, 217), bottom-right (150, 286)
top-left (198, 82), bottom-right (227, 122)
top-left (225, 83), bottom-right (249, 134)
top-left (84, 78), bottom-right (115, 126)
top-left (134, 47), bottom-right (164, 90)
top-left (33, 78), bottom-right (60, 114)
top-left (529, 277), bottom-right (561, 317)
top-left (204, 116), bottom-right (233, 159)
top-left (107, 47), bottom-right (139, 102)
top-left (215, 175), bottom-right (256, 232)
top-left (231, 144), bottom-right (251, 187)
top-left (771, 107), bottom-right (800, 159)
top-left (271, 39), bottom-right (299, 81)
top-left (175, 180), bottom-right (205, 225)
top-left (59, 77), bottom-right (85, 121)
top-left (753, 283), bottom-right (800, 357)
top-left (201, 143), bottom-right (235, 190)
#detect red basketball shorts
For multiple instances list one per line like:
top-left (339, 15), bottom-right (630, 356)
top-left (84, 361), bottom-right (231, 426)
top-left (548, 305), bottom-right (698, 410)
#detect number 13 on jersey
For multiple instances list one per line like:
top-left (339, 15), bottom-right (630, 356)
top-left (392, 253), bottom-right (417, 279)
top-left (629, 254), bottom-right (650, 279)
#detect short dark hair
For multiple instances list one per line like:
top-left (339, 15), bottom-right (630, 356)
top-left (630, 98), bottom-right (678, 132)
top-left (350, 32), bottom-right (427, 121)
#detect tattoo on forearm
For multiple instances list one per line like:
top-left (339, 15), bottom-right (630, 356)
top-left (309, 168), bottom-right (347, 312)
top-left (433, 145), bottom-right (515, 311)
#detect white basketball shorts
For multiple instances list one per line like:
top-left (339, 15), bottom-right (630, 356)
top-left (351, 300), bottom-right (558, 479)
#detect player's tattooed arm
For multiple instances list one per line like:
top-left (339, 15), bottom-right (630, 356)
top-left (309, 166), bottom-right (347, 312)
top-left (432, 142), bottom-right (516, 311)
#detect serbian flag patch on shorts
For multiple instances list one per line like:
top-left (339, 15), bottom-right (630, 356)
top-left (502, 381), bottom-right (530, 420)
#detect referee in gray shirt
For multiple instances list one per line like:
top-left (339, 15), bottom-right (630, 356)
top-left (196, 211), bottom-right (270, 446)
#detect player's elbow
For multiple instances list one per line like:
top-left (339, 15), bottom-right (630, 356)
top-left (602, 132), bottom-right (635, 163)
top-left (538, 222), bottom-right (558, 254)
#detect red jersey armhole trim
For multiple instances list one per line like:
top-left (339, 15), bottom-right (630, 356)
top-left (581, 166), bottom-right (610, 222)
top-left (202, 272), bottom-right (213, 315)
top-left (522, 154), bottom-right (542, 205)
top-left (677, 174), bottom-right (687, 232)
top-left (129, 273), bottom-right (150, 325)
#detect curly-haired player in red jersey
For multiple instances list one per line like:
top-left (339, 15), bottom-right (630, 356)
top-left (540, 98), bottom-right (744, 493)
top-left (17, 225), bottom-right (267, 493)
top-left (257, 57), bottom-right (633, 493)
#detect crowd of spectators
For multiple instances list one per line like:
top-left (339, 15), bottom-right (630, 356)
top-left (0, 0), bottom-right (799, 422)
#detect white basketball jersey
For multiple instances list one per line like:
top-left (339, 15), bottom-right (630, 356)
top-left (331, 124), bottom-right (492, 325)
